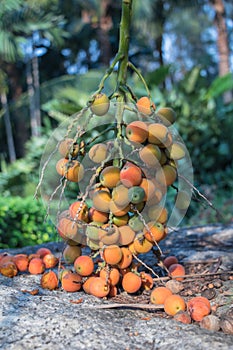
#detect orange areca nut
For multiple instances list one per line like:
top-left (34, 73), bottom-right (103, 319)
top-left (168, 263), bottom-right (186, 281)
top-left (99, 267), bottom-right (120, 286)
top-left (108, 285), bottom-right (118, 297)
top-left (174, 311), bottom-right (192, 324)
top-left (102, 245), bottom-right (122, 265)
top-left (148, 123), bottom-right (171, 146)
top-left (42, 253), bottom-right (59, 269)
top-left (69, 201), bottom-right (89, 222)
top-left (89, 277), bottom-right (110, 297)
top-left (150, 286), bottom-right (173, 305)
top-left (109, 200), bottom-right (130, 217)
top-left (28, 258), bottom-right (45, 275)
top-left (82, 276), bottom-right (97, 294)
top-left (133, 236), bottom-right (153, 254)
top-left (57, 217), bottom-right (80, 241)
top-left (92, 190), bottom-right (111, 212)
top-left (140, 272), bottom-right (154, 290)
top-left (120, 162), bottom-right (142, 188)
top-left (56, 158), bottom-right (84, 182)
top-left (13, 254), bottom-right (29, 272)
top-left (0, 254), bottom-right (13, 266)
top-left (143, 222), bottom-right (165, 243)
top-left (187, 297), bottom-right (211, 314)
top-left (139, 178), bottom-right (156, 202)
top-left (164, 295), bottom-right (186, 316)
top-left (122, 272), bottom-right (142, 293)
top-left (61, 272), bottom-right (82, 292)
top-left (139, 144), bottom-right (161, 167)
top-left (88, 143), bottom-right (108, 163)
top-left (89, 185), bottom-right (110, 200)
top-left (36, 247), bottom-right (52, 258)
top-left (88, 207), bottom-right (109, 223)
top-left (117, 247), bottom-right (133, 269)
top-left (136, 96), bottom-right (155, 115)
top-left (0, 261), bottom-right (18, 278)
top-left (187, 299), bottom-right (211, 322)
top-left (74, 256), bottom-right (94, 277)
top-left (58, 138), bottom-right (79, 158)
top-left (41, 271), bottom-right (59, 290)
top-left (99, 166), bottom-right (121, 189)
top-left (126, 120), bottom-right (148, 143)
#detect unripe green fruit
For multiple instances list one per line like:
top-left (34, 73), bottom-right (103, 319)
top-left (157, 107), bottom-right (176, 126)
top-left (90, 93), bottom-right (110, 116)
top-left (128, 186), bottom-right (145, 204)
top-left (128, 215), bottom-right (144, 232)
top-left (86, 222), bottom-right (102, 241)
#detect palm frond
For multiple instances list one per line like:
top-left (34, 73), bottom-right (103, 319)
top-left (0, 0), bottom-right (23, 14)
top-left (0, 30), bottom-right (19, 61)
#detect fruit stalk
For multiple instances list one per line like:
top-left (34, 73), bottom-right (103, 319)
top-left (114, 0), bottom-right (133, 166)
top-left (117, 0), bottom-right (132, 88)
top-left (127, 61), bottom-right (152, 101)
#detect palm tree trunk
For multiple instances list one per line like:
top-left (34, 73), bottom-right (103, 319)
top-left (211, 0), bottom-right (232, 103)
top-left (32, 55), bottom-right (41, 135)
top-left (26, 59), bottom-right (39, 137)
top-left (1, 92), bottom-right (16, 163)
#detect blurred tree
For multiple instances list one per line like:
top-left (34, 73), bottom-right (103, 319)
top-left (0, 0), bottom-right (67, 155)
top-left (0, 0), bottom-right (23, 162)
top-left (0, 70), bottom-right (16, 163)
top-left (59, 0), bottom-right (121, 71)
top-left (132, 0), bottom-right (232, 89)
top-left (132, 0), bottom-right (216, 81)
top-left (210, 0), bottom-right (232, 103)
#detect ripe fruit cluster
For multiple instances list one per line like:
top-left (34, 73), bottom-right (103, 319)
top-left (55, 97), bottom-right (188, 260)
top-left (39, 95), bottom-right (192, 309)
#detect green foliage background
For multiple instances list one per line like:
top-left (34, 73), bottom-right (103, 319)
top-left (0, 196), bottom-right (57, 249)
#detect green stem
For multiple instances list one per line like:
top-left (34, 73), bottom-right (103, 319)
top-left (115, 0), bottom-right (133, 144)
top-left (90, 0), bottom-right (133, 105)
top-left (93, 52), bottom-right (124, 98)
top-left (127, 61), bottom-right (152, 100)
top-left (117, 0), bottom-right (133, 93)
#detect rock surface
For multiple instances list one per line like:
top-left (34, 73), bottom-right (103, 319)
top-left (0, 223), bottom-right (233, 350)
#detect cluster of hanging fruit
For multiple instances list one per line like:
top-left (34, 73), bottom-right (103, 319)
top-left (46, 92), bottom-right (191, 295)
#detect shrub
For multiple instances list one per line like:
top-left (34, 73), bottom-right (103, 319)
top-left (0, 196), bottom-right (57, 249)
